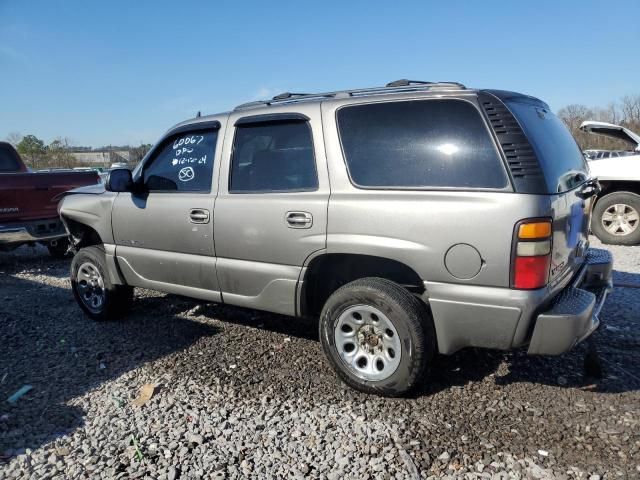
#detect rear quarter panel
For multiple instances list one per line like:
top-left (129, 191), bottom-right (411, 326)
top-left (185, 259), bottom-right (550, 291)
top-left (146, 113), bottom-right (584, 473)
top-left (320, 93), bottom-right (551, 288)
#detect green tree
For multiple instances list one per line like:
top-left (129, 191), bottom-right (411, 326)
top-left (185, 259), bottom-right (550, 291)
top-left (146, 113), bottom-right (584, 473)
top-left (16, 134), bottom-right (46, 169)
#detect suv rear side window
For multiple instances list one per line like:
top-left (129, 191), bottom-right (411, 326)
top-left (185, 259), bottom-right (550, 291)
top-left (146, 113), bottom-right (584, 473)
top-left (506, 101), bottom-right (589, 193)
top-left (230, 121), bottom-right (318, 193)
top-left (142, 129), bottom-right (218, 193)
top-left (337, 100), bottom-right (508, 189)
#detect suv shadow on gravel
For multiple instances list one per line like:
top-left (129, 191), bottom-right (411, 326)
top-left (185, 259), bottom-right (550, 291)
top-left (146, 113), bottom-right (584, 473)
top-left (195, 303), bottom-right (319, 342)
top-left (0, 275), bottom-right (219, 455)
top-left (491, 269), bottom-right (640, 395)
top-left (180, 286), bottom-right (640, 398)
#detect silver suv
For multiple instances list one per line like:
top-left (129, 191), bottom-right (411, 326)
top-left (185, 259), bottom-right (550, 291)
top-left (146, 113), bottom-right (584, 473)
top-left (59, 80), bottom-right (613, 396)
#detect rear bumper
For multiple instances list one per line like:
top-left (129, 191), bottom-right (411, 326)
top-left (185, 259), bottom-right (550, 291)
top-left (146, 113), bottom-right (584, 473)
top-left (424, 248), bottom-right (613, 355)
top-left (527, 248), bottom-right (613, 355)
top-left (0, 218), bottom-right (67, 245)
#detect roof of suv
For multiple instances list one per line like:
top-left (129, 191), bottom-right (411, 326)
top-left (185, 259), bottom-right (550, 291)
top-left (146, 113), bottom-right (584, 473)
top-left (168, 80), bottom-right (549, 132)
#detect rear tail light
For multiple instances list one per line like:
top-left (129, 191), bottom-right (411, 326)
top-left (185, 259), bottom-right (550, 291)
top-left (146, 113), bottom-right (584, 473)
top-left (511, 219), bottom-right (552, 290)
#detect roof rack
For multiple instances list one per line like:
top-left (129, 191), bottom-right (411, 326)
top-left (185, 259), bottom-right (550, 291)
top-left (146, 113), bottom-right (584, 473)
top-left (234, 80), bottom-right (467, 110)
top-left (386, 79), bottom-right (466, 88)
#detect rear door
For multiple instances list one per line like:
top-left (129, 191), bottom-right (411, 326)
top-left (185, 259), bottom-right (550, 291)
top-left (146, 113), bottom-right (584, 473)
top-left (111, 121), bottom-right (223, 300)
top-left (213, 105), bottom-right (329, 316)
top-left (506, 100), bottom-right (593, 286)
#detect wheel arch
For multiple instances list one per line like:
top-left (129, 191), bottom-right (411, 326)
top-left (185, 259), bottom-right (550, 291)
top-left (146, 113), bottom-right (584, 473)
top-left (298, 253), bottom-right (425, 317)
top-left (597, 180), bottom-right (640, 198)
top-left (62, 216), bottom-right (128, 285)
top-left (62, 216), bottom-right (104, 249)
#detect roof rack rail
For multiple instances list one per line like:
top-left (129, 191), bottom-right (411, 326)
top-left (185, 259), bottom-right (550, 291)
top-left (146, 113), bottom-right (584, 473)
top-left (272, 92), bottom-right (309, 101)
top-left (386, 79), bottom-right (433, 87)
top-left (386, 79), bottom-right (466, 88)
top-left (235, 92), bottom-right (340, 110)
top-left (234, 80), bottom-right (467, 110)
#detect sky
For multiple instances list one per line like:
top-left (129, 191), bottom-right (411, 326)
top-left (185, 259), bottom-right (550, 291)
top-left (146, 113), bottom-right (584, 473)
top-left (1, 0), bottom-right (639, 147)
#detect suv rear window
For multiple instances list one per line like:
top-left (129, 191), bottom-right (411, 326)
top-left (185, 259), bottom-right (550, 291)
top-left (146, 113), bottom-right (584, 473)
top-left (506, 101), bottom-right (589, 193)
top-left (337, 100), bottom-right (509, 189)
top-left (0, 145), bottom-right (21, 172)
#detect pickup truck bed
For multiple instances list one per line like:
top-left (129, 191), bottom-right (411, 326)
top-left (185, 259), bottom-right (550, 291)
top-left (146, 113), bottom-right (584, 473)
top-left (0, 142), bottom-right (99, 255)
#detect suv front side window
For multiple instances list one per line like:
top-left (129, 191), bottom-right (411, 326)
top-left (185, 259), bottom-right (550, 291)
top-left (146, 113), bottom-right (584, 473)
top-left (142, 129), bottom-right (218, 193)
top-left (230, 120), bottom-right (318, 193)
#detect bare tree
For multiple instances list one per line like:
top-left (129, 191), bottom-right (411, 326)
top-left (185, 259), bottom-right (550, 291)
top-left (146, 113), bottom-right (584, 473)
top-left (557, 104), bottom-right (593, 149)
top-left (47, 137), bottom-right (79, 169)
top-left (557, 104), bottom-right (592, 131)
top-left (620, 94), bottom-right (640, 123)
top-left (557, 94), bottom-right (640, 151)
top-left (5, 132), bottom-right (23, 146)
top-left (604, 102), bottom-right (620, 124)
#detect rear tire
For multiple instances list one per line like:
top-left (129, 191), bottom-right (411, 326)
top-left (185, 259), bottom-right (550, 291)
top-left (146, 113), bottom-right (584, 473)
top-left (71, 246), bottom-right (133, 320)
top-left (319, 277), bottom-right (435, 396)
top-left (591, 191), bottom-right (640, 245)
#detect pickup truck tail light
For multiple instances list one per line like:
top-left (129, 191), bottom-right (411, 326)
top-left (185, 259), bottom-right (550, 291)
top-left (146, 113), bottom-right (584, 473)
top-left (511, 219), bottom-right (552, 290)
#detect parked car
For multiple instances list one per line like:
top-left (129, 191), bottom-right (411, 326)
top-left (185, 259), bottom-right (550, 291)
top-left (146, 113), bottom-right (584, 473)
top-left (73, 166), bottom-right (105, 173)
top-left (584, 149), bottom-right (636, 160)
top-left (59, 80), bottom-right (613, 395)
top-left (580, 121), bottom-right (640, 245)
top-left (0, 141), bottom-right (99, 257)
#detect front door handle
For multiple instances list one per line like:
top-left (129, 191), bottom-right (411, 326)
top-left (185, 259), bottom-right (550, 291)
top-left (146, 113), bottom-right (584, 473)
top-left (286, 211), bottom-right (313, 229)
top-left (189, 208), bottom-right (210, 224)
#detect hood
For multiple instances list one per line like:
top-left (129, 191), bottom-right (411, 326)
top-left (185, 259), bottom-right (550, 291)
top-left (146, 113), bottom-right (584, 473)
top-left (579, 121), bottom-right (640, 151)
top-left (65, 183), bottom-right (106, 196)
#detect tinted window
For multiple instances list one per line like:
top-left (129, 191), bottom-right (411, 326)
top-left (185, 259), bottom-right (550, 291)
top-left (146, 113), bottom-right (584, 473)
top-left (143, 130), bottom-right (218, 192)
top-left (0, 145), bottom-right (21, 172)
top-left (506, 101), bottom-right (589, 193)
top-left (337, 100), bottom-right (508, 189)
top-left (230, 121), bottom-right (317, 192)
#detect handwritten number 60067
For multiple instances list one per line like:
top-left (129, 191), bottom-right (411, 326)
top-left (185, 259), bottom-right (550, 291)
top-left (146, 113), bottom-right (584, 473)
top-left (173, 135), bottom-right (204, 150)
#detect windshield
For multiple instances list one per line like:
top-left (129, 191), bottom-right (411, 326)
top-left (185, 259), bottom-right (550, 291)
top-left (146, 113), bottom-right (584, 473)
top-left (507, 101), bottom-right (589, 193)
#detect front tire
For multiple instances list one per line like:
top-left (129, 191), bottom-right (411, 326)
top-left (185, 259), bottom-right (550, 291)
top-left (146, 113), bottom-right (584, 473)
top-left (319, 277), bottom-right (435, 396)
top-left (591, 191), bottom-right (640, 245)
top-left (71, 246), bottom-right (133, 320)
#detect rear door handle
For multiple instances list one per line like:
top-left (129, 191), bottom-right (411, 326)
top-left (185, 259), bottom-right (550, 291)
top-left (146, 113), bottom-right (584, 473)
top-left (189, 208), bottom-right (210, 224)
top-left (286, 211), bottom-right (313, 229)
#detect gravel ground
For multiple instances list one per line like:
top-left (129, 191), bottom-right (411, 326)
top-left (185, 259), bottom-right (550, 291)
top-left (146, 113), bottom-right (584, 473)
top-left (0, 239), bottom-right (638, 479)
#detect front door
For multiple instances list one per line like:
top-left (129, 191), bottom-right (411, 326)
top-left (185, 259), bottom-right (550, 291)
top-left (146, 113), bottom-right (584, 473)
top-left (214, 106), bottom-right (329, 315)
top-left (111, 122), bottom-right (223, 301)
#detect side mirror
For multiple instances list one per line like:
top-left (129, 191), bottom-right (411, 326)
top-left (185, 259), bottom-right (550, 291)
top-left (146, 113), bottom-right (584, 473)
top-left (105, 168), bottom-right (133, 192)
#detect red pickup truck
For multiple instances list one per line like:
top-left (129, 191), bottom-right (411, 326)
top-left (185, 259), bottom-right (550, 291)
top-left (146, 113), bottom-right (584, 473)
top-left (0, 141), bottom-right (99, 257)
